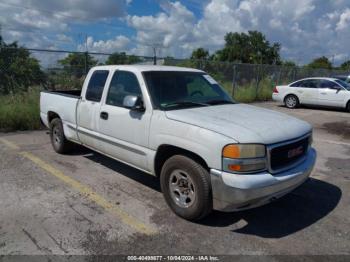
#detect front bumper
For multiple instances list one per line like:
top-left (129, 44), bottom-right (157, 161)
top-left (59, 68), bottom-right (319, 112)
top-left (210, 148), bottom-right (316, 212)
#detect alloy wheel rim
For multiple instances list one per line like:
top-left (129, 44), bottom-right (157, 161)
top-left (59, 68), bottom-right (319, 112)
top-left (286, 96), bottom-right (296, 107)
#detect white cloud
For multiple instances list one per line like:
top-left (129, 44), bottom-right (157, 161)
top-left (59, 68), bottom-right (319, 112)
top-left (126, 1), bottom-right (196, 57)
top-left (1, 0), bottom-right (350, 65)
top-left (336, 8), bottom-right (350, 31)
top-left (78, 35), bottom-right (130, 53)
top-left (126, 0), bottom-right (350, 64)
top-left (0, 0), bottom-right (128, 49)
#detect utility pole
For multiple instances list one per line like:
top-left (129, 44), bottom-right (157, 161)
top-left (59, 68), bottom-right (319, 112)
top-left (153, 46), bottom-right (157, 65)
top-left (84, 34), bottom-right (88, 74)
top-left (144, 43), bottom-right (162, 65)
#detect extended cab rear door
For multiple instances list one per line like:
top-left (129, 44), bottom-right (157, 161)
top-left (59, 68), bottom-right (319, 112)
top-left (77, 70), bottom-right (110, 149)
top-left (97, 70), bottom-right (152, 171)
top-left (291, 79), bottom-right (319, 105)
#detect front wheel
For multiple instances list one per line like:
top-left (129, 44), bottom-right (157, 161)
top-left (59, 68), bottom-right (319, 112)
top-left (160, 155), bottom-right (212, 220)
top-left (284, 94), bottom-right (299, 109)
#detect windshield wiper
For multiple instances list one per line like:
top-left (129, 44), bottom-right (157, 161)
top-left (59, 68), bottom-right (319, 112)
top-left (164, 101), bottom-right (209, 108)
top-left (206, 99), bottom-right (235, 105)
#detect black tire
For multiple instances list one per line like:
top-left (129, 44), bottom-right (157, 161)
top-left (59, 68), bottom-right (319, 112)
top-left (347, 101), bottom-right (350, 112)
top-left (49, 118), bottom-right (73, 154)
top-left (160, 155), bottom-right (212, 220)
top-left (284, 94), bottom-right (299, 109)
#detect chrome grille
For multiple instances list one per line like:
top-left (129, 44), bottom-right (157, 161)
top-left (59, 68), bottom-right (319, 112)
top-left (267, 134), bottom-right (311, 174)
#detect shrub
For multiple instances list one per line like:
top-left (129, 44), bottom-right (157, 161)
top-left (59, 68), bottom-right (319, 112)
top-left (0, 88), bottom-right (42, 132)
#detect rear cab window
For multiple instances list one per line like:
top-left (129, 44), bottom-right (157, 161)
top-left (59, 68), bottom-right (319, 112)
top-left (85, 70), bottom-right (109, 102)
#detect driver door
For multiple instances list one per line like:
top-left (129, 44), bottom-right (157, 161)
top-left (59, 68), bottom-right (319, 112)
top-left (318, 80), bottom-right (346, 107)
top-left (97, 70), bottom-right (152, 171)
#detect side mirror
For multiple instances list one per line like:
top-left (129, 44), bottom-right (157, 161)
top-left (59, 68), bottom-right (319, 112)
top-left (123, 95), bottom-right (145, 112)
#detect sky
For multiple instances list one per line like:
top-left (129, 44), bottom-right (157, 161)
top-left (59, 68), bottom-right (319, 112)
top-left (0, 0), bottom-right (349, 66)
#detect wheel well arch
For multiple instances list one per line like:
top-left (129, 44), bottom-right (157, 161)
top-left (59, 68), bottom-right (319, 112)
top-left (47, 111), bottom-right (60, 124)
top-left (154, 144), bottom-right (209, 177)
top-left (284, 93), bottom-right (300, 103)
top-left (284, 93), bottom-right (299, 100)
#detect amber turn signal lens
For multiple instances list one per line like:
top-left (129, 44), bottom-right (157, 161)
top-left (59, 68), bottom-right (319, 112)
top-left (228, 164), bottom-right (241, 171)
top-left (222, 145), bottom-right (240, 158)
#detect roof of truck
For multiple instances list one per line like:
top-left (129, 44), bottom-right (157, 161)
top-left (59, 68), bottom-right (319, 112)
top-left (90, 65), bottom-right (204, 73)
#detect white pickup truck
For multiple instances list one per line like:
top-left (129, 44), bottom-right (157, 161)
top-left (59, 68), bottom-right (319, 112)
top-left (40, 65), bottom-right (316, 220)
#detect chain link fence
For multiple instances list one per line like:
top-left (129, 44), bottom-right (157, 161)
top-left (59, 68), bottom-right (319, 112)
top-left (1, 47), bottom-right (349, 102)
top-left (164, 58), bottom-right (350, 102)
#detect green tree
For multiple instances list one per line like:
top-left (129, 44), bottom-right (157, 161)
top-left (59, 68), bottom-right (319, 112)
top-left (282, 60), bottom-right (297, 67)
top-left (105, 52), bottom-right (141, 65)
top-left (58, 52), bottom-right (97, 78)
top-left (215, 31), bottom-right (281, 64)
top-left (190, 48), bottom-right (209, 60)
top-left (0, 36), bottom-right (45, 94)
top-left (340, 60), bottom-right (350, 71)
top-left (307, 56), bottom-right (332, 69)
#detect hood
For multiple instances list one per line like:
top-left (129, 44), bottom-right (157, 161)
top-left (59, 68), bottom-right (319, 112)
top-left (165, 104), bottom-right (312, 144)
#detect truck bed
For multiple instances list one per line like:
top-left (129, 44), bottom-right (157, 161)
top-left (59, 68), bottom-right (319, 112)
top-left (40, 90), bottom-right (81, 140)
top-left (41, 89), bottom-right (82, 98)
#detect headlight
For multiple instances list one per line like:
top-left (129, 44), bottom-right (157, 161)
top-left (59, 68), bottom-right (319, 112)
top-left (222, 144), bottom-right (266, 173)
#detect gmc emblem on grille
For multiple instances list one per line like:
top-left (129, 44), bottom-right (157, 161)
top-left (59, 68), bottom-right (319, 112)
top-left (288, 146), bottom-right (304, 158)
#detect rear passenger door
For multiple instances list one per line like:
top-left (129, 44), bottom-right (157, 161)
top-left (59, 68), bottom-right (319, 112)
top-left (77, 70), bottom-right (110, 149)
top-left (97, 70), bottom-right (152, 171)
top-left (294, 79), bottom-right (319, 105)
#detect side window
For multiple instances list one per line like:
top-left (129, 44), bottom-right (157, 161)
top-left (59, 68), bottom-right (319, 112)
top-left (85, 70), bottom-right (109, 102)
top-left (302, 80), bottom-right (318, 88)
top-left (319, 80), bottom-right (338, 89)
top-left (106, 71), bottom-right (142, 107)
top-left (290, 80), bottom-right (304, 87)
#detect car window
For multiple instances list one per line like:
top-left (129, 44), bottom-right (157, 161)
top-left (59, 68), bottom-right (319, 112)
top-left (290, 80), bottom-right (303, 87)
top-left (85, 70), bottom-right (109, 102)
top-left (319, 80), bottom-right (339, 89)
top-left (143, 71), bottom-right (232, 110)
top-left (106, 71), bottom-right (142, 107)
top-left (301, 79), bottom-right (319, 88)
top-left (335, 79), bottom-right (350, 90)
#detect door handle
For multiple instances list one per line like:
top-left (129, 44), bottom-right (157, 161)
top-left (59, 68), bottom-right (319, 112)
top-left (100, 112), bottom-right (109, 120)
top-left (320, 92), bottom-right (327, 95)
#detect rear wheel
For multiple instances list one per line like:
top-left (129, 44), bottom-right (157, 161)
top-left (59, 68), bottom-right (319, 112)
top-left (284, 94), bottom-right (299, 109)
top-left (347, 101), bottom-right (350, 112)
top-left (160, 155), bottom-right (212, 220)
top-left (50, 118), bottom-right (73, 154)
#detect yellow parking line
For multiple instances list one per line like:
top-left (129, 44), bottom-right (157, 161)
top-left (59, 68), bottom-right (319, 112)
top-left (0, 138), bottom-right (20, 150)
top-left (0, 138), bottom-right (156, 235)
top-left (20, 152), bottom-right (156, 235)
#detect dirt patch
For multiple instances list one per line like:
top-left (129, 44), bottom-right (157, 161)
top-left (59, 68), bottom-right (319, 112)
top-left (323, 121), bottom-right (350, 140)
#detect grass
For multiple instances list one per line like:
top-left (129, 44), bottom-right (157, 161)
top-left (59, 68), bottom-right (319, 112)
top-left (220, 79), bottom-right (274, 103)
top-left (0, 78), bottom-right (274, 132)
top-left (0, 88), bottom-right (42, 132)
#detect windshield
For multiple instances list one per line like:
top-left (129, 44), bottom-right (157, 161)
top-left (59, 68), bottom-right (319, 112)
top-left (143, 71), bottom-right (234, 110)
top-left (335, 79), bottom-right (350, 90)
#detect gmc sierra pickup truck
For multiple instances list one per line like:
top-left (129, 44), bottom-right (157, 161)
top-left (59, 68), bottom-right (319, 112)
top-left (40, 65), bottom-right (316, 220)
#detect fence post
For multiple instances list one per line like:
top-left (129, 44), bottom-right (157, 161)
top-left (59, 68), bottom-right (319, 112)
top-left (232, 65), bottom-right (237, 98)
top-left (255, 64), bottom-right (260, 100)
top-left (84, 52), bottom-right (88, 75)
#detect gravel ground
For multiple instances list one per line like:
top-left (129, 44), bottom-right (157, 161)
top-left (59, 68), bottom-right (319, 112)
top-left (0, 101), bottom-right (349, 257)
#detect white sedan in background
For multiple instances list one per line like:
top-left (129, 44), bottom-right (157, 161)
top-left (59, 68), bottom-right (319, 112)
top-left (272, 77), bottom-right (350, 112)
